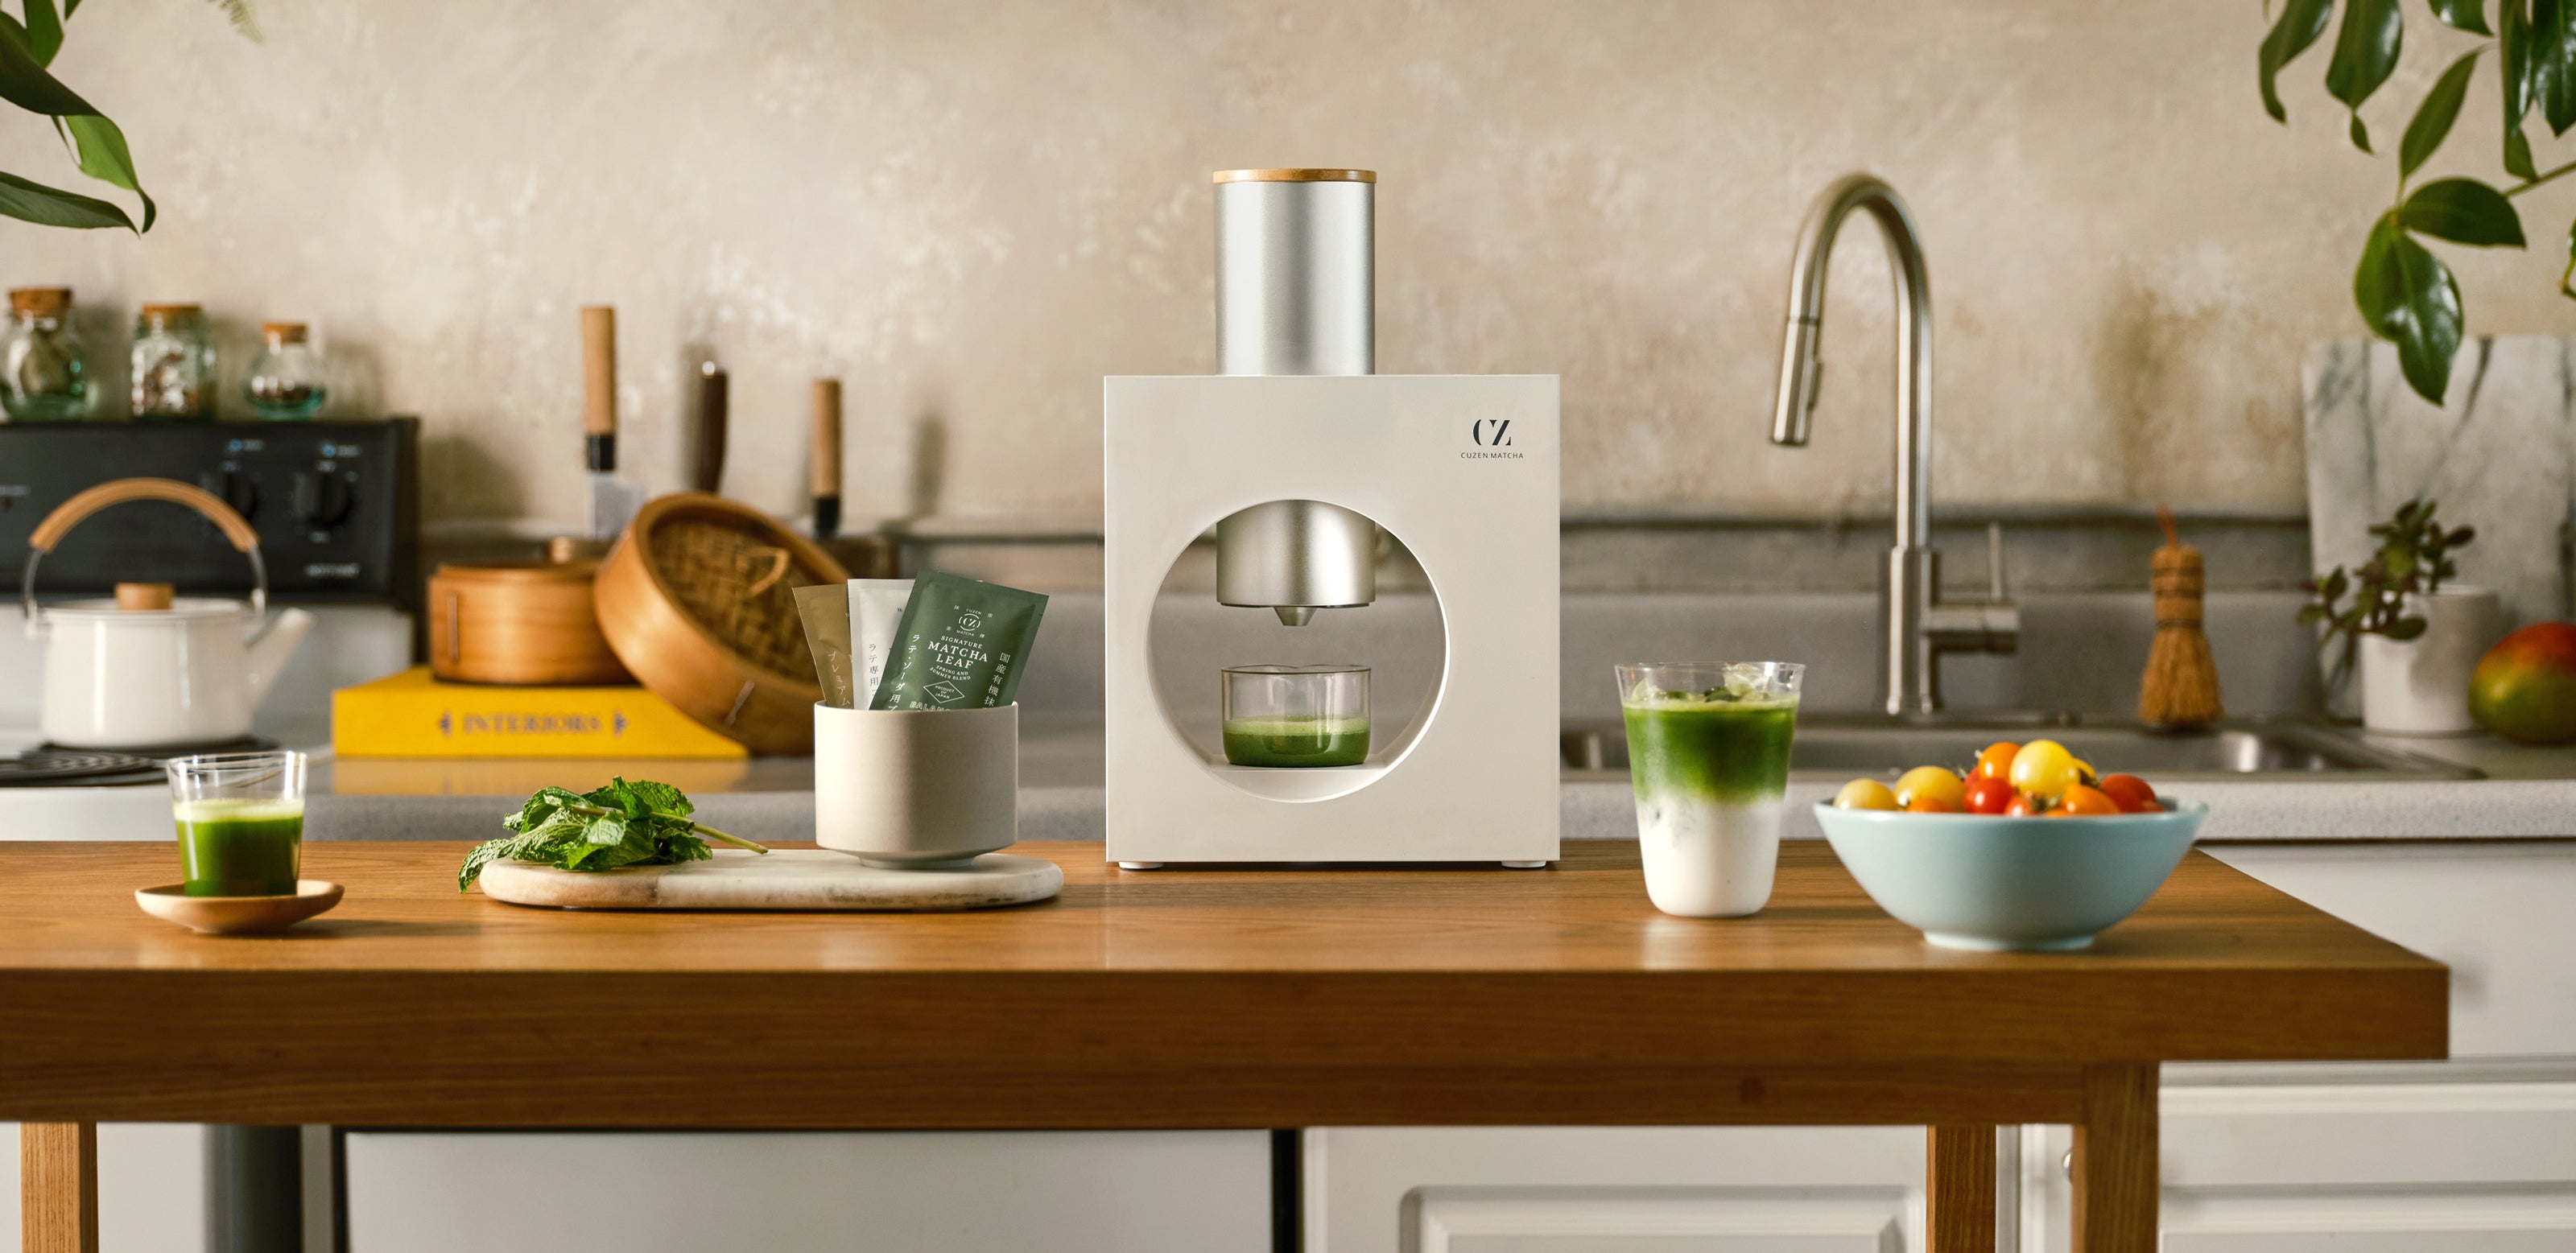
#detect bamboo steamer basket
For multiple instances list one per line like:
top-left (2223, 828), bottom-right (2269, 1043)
top-left (427, 560), bottom-right (632, 686)
top-left (592, 493), bottom-right (849, 754)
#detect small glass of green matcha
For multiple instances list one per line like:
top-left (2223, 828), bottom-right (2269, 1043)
top-left (1221, 664), bottom-right (1370, 768)
top-left (165, 750), bottom-right (307, 897)
top-left (1614, 662), bottom-right (1804, 918)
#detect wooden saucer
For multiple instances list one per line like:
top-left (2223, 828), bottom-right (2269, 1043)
top-left (134, 880), bottom-right (343, 935)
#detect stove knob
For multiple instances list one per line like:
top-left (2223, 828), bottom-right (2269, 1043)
top-left (196, 470), bottom-right (259, 521)
top-left (292, 470), bottom-right (353, 530)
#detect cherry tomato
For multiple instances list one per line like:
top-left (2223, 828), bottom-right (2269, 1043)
top-left (1893, 765), bottom-right (1965, 810)
top-left (2048, 783), bottom-right (2121, 817)
top-left (1962, 774), bottom-right (2017, 814)
top-left (1971, 742), bottom-right (2020, 780)
top-left (2099, 773), bottom-right (2159, 814)
top-left (2008, 739), bottom-right (2082, 802)
top-left (1833, 779), bottom-right (1900, 810)
top-left (2004, 792), bottom-right (2041, 817)
top-left (1905, 794), bottom-right (1958, 814)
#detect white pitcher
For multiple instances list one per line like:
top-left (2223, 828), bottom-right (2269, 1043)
top-left (23, 478), bottom-right (314, 750)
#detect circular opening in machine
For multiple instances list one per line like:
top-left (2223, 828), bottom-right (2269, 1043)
top-left (1145, 499), bottom-right (1447, 804)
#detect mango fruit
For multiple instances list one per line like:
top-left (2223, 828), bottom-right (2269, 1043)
top-left (2467, 622), bottom-right (2576, 744)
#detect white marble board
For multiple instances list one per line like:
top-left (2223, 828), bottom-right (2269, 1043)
top-left (476, 849), bottom-right (1063, 912)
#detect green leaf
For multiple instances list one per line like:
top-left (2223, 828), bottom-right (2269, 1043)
top-left (621, 779), bottom-right (691, 818)
top-left (0, 167), bottom-right (133, 229)
top-left (2262, 0), bottom-right (2340, 122)
top-left (2539, 0), bottom-right (2576, 131)
top-left (63, 115), bottom-right (151, 231)
top-left (0, 14), bottom-right (99, 115)
top-left (2400, 177), bottom-right (2529, 245)
top-left (2383, 616), bottom-right (2431, 641)
top-left (2401, 51), bottom-right (2482, 175)
top-left (23, 0), bottom-right (61, 65)
top-left (2327, 0), bottom-right (2405, 149)
top-left (2505, 0), bottom-right (2541, 174)
top-left (2430, 0), bottom-right (2496, 32)
top-left (2355, 214), bottom-right (2466, 403)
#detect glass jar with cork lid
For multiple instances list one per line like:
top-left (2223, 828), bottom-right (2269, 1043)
top-left (3, 286), bottom-right (89, 422)
top-left (244, 321), bottom-right (328, 419)
top-left (131, 302), bottom-right (215, 421)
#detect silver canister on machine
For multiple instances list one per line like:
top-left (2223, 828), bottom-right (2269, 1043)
top-left (1211, 168), bottom-right (1379, 627)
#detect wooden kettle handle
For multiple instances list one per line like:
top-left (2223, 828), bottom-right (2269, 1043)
top-left (30, 477), bottom-right (260, 553)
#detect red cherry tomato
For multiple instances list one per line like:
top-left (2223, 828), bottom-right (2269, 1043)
top-left (2099, 773), bottom-right (2159, 814)
top-left (2048, 783), bottom-right (2122, 817)
top-left (2004, 793), bottom-right (2041, 817)
top-left (1963, 774), bottom-right (2017, 814)
top-left (1905, 794), bottom-right (1958, 814)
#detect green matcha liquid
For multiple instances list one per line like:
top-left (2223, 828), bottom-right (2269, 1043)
top-left (1620, 699), bottom-right (1796, 803)
top-left (175, 798), bottom-right (303, 897)
top-left (1222, 715), bottom-right (1370, 768)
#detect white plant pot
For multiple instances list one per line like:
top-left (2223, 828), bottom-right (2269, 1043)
top-left (2359, 587), bottom-right (2500, 736)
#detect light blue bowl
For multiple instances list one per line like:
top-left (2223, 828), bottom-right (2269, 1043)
top-left (1813, 801), bottom-right (2206, 951)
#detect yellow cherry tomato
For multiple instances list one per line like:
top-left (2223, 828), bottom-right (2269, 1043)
top-left (1971, 742), bottom-right (2020, 780)
top-left (1893, 765), bottom-right (1966, 811)
top-left (1833, 779), bottom-right (1901, 810)
top-left (2008, 739), bottom-right (2082, 802)
top-left (1905, 793), bottom-right (1958, 814)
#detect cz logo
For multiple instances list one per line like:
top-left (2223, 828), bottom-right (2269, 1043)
top-left (957, 610), bottom-right (983, 631)
top-left (1469, 418), bottom-right (1513, 447)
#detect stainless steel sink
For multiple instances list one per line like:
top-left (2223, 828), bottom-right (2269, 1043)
top-left (1559, 716), bottom-right (2479, 781)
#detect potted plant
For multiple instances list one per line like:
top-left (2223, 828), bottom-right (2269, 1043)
top-left (2303, 499), bottom-right (2495, 735)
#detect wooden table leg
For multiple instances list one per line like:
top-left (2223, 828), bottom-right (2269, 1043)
top-left (21, 1121), bottom-right (98, 1253)
top-left (1926, 1124), bottom-right (1997, 1252)
top-left (2072, 1064), bottom-right (2157, 1253)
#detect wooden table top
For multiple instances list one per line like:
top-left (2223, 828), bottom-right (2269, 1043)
top-left (0, 840), bottom-right (2445, 1130)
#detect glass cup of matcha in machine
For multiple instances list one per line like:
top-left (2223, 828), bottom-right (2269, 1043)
top-left (167, 750), bottom-right (306, 897)
top-left (1221, 664), bottom-right (1370, 768)
top-left (1614, 662), bottom-right (1803, 918)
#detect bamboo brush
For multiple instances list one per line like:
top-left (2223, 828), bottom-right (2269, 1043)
top-left (2139, 505), bottom-right (2224, 728)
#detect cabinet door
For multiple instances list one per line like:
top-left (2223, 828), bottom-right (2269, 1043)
top-left (1310, 1127), bottom-right (1927, 1253)
top-left (2018, 1068), bottom-right (2576, 1253)
top-left (343, 1130), bottom-right (1269, 1253)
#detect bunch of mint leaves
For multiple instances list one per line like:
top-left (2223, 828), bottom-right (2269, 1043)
top-left (457, 777), bottom-right (763, 891)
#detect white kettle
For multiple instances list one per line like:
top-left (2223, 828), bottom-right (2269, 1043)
top-left (24, 478), bottom-right (315, 750)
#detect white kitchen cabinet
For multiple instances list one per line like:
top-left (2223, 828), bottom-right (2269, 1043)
top-left (341, 1129), bottom-right (1269, 1253)
top-left (1307, 1127), bottom-right (1930, 1253)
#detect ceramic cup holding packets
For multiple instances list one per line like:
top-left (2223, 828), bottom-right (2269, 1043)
top-left (799, 571), bottom-right (1048, 868)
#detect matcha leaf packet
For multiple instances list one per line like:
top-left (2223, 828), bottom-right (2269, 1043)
top-left (867, 571), bottom-right (1048, 711)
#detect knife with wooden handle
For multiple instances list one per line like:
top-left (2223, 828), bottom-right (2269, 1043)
top-left (696, 361), bottom-right (729, 495)
top-left (581, 306), bottom-right (646, 539)
top-left (811, 378), bottom-right (842, 541)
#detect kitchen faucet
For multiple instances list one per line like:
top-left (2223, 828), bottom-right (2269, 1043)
top-left (1769, 173), bottom-right (2017, 716)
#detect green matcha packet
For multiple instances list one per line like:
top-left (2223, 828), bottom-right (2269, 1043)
top-left (866, 571), bottom-right (1049, 711)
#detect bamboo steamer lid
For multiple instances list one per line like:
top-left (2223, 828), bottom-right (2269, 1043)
top-left (592, 493), bottom-right (850, 753)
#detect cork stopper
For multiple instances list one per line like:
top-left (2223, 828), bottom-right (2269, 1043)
top-left (114, 582), bottom-right (175, 611)
top-left (262, 321), bottom-right (309, 345)
top-left (9, 287), bottom-right (69, 319)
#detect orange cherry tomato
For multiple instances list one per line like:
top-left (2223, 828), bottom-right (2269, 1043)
top-left (2004, 792), bottom-right (2041, 817)
top-left (1905, 794), bottom-right (1958, 814)
top-left (2048, 783), bottom-right (2121, 817)
top-left (1971, 742), bottom-right (2020, 780)
top-left (1962, 774), bottom-right (2017, 814)
top-left (2098, 773), bottom-right (2159, 814)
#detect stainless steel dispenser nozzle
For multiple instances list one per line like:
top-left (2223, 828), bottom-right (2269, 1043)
top-left (1212, 168), bottom-right (1380, 625)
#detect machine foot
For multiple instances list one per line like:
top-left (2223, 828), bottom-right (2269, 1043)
top-left (1501, 860), bottom-right (1549, 869)
top-left (1118, 861), bottom-right (1165, 871)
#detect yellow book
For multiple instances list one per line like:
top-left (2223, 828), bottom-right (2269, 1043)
top-left (332, 667), bottom-right (749, 759)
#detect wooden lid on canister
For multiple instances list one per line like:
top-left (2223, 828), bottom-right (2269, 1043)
top-left (262, 321), bottom-right (309, 344)
top-left (10, 287), bottom-right (69, 318)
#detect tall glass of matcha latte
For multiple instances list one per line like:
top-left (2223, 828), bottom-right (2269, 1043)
top-left (1614, 662), bottom-right (1803, 917)
top-left (166, 750), bottom-right (307, 897)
